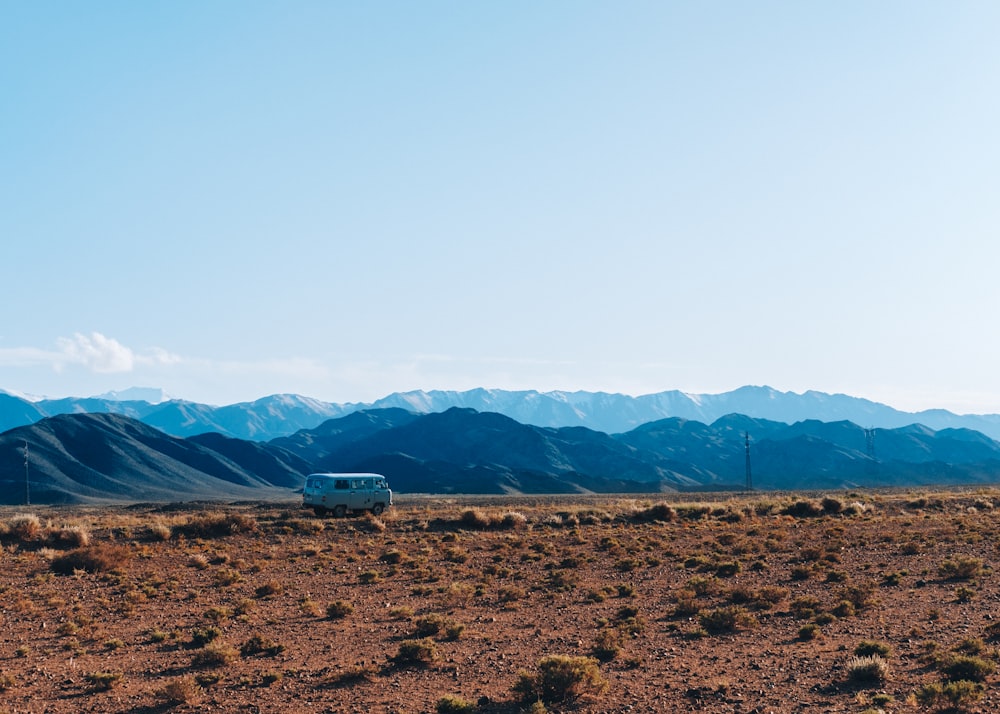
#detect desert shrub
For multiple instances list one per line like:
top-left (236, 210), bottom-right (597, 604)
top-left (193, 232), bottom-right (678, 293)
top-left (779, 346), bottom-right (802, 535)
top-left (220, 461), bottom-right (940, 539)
top-left (846, 655), bottom-right (889, 685)
top-left (634, 503), bottom-right (677, 522)
top-left (359, 513), bottom-right (387, 532)
top-left (326, 600), bottom-right (354, 619)
top-left (938, 557), bottom-right (984, 581)
top-left (498, 586), bottom-right (526, 606)
top-left (751, 586), bottom-right (788, 609)
top-left (954, 638), bottom-right (986, 656)
top-left (187, 627), bottom-right (221, 649)
top-left (261, 670), bottom-right (283, 686)
top-left (84, 671), bottom-right (122, 691)
top-left (7, 514), bottom-right (42, 541)
top-left (436, 695), bottom-right (475, 713)
top-left (832, 600), bottom-right (856, 618)
top-left (148, 521), bottom-right (173, 541)
top-left (254, 581), bottom-right (283, 598)
top-left (358, 570), bottom-right (380, 584)
top-left (499, 511), bottom-right (528, 529)
top-left (190, 642), bottom-right (238, 668)
top-left (592, 629), bottom-right (621, 662)
top-left (939, 655), bottom-right (995, 683)
top-left (156, 676), bottom-right (202, 705)
top-left (837, 582), bottom-right (877, 612)
top-left (173, 513), bottom-right (257, 539)
top-left (687, 576), bottom-right (722, 597)
top-left (0, 672), bottom-right (14, 691)
top-left (790, 565), bottom-right (812, 581)
top-left (545, 570), bottom-right (578, 592)
top-left (676, 505), bottom-right (711, 520)
top-left (781, 500), bottom-right (823, 518)
top-left (391, 638), bottom-right (438, 666)
top-left (956, 585), bottom-right (976, 602)
top-left (48, 526), bottom-right (91, 549)
top-left (380, 549), bottom-right (407, 564)
top-left (50, 544), bottom-right (130, 574)
top-left (715, 560), bottom-right (741, 577)
top-left (820, 497), bottom-right (844, 514)
top-left (212, 568), bottom-right (242, 586)
top-left (798, 624), bottom-right (821, 641)
top-left (789, 595), bottom-right (822, 619)
top-left (414, 613), bottom-right (448, 637)
top-left (699, 606), bottom-right (757, 634)
top-left (203, 606), bottom-right (232, 622)
top-left (854, 641), bottom-right (891, 658)
top-left (881, 570), bottom-right (905, 586)
top-left (458, 508), bottom-right (494, 529)
top-left (513, 655), bottom-right (608, 704)
top-left (240, 635), bottom-right (284, 657)
top-left (915, 680), bottom-right (984, 711)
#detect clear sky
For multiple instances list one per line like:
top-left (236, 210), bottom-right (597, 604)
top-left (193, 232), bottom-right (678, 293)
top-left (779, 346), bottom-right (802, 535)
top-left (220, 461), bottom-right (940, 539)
top-left (2, 2), bottom-right (999, 413)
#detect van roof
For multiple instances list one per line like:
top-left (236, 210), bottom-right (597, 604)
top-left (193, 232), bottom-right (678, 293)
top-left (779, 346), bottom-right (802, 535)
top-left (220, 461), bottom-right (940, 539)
top-left (306, 472), bottom-right (385, 478)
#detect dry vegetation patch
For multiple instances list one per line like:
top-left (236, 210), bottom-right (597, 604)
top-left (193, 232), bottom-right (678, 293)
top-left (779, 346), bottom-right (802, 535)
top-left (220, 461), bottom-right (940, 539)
top-left (2, 491), bottom-right (1000, 711)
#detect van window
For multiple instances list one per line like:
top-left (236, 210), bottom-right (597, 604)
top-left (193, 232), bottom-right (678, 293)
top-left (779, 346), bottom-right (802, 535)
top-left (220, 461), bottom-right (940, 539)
top-left (335, 480), bottom-right (350, 490)
top-left (351, 479), bottom-right (363, 489)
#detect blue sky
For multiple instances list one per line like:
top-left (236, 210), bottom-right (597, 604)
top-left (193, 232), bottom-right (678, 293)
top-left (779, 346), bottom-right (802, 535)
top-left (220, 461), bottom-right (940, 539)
top-left (2, 2), bottom-right (999, 412)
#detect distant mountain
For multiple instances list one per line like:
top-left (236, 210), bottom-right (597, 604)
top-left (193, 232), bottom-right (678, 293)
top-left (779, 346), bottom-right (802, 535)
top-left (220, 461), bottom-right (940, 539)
top-left (0, 414), bottom-right (308, 505)
top-left (369, 387), bottom-right (1000, 439)
top-left (5, 407), bottom-right (1000, 504)
top-left (94, 387), bottom-right (172, 403)
top-left (0, 392), bottom-right (356, 441)
top-left (279, 407), bottom-right (1000, 494)
top-left (616, 416), bottom-right (1000, 490)
top-left (308, 407), bottom-right (703, 493)
top-left (4, 385), bottom-right (1000, 443)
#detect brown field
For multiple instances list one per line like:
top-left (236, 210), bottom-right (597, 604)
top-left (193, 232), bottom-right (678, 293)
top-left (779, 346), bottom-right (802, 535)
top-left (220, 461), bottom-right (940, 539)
top-left (1, 490), bottom-right (1000, 713)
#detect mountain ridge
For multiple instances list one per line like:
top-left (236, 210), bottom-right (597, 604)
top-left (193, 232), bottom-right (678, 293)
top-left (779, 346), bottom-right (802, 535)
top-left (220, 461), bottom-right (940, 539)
top-left (5, 407), bottom-right (1000, 504)
top-left (3, 385), bottom-right (1000, 442)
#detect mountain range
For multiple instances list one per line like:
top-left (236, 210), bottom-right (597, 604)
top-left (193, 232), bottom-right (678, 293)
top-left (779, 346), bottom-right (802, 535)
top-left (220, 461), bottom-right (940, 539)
top-left (4, 404), bottom-right (1000, 504)
top-left (5, 386), bottom-right (1000, 442)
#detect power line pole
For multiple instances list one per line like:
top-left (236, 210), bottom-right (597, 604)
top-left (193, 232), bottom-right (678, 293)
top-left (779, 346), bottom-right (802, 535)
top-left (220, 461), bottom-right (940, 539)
top-left (744, 431), bottom-right (752, 492)
top-left (864, 427), bottom-right (877, 475)
top-left (23, 439), bottom-right (30, 506)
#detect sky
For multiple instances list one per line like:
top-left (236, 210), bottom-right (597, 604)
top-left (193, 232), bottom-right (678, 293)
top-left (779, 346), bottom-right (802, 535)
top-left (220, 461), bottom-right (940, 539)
top-left (2, 3), bottom-right (1000, 413)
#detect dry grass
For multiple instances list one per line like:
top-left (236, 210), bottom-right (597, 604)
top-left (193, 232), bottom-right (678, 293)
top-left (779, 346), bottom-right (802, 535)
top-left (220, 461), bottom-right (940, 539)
top-left (1, 490), bottom-right (1000, 712)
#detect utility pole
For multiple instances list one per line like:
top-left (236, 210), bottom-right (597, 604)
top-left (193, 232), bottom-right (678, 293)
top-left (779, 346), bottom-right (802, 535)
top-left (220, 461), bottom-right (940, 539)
top-left (864, 427), bottom-right (877, 475)
top-left (744, 431), bottom-right (752, 492)
top-left (23, 439), bottom-right (30, 506)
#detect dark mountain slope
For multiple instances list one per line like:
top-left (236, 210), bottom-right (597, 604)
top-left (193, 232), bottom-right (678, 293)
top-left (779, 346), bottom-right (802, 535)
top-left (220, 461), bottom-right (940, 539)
top-left (0, 393), bottom-right (47, 434)
top-left (0, 414), bottom-right (295, 504)
top-left (270, 408), bottom-right (420, 463)
top-left (187, 432), bottom-right (312, 489)
top-left (314, 407), bottom-right (706, 492)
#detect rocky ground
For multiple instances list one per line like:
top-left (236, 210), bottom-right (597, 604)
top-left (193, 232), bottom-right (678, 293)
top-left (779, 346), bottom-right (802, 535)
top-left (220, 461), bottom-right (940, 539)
top-left (1, 490), bottom-right (999, 713)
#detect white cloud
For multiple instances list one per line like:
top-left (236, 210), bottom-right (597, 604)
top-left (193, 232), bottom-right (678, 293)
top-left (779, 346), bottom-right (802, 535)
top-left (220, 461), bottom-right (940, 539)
top-left (0, 332), bottom-right (181, 374)
top-left (56, 332), bottom-right (135, 373)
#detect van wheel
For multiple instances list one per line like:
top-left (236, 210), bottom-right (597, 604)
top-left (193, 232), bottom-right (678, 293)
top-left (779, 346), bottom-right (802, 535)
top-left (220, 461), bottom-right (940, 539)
top-left (332, 505), bottom-right (347, 518)
top-left (371, 503), bottom-right (385, 516)
top-left (312, 507), bottom-right (327, 517)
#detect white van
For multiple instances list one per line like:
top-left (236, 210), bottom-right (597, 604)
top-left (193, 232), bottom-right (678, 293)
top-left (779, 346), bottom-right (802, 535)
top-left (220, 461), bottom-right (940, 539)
top-left (302, 473), bottom-right (393, 517)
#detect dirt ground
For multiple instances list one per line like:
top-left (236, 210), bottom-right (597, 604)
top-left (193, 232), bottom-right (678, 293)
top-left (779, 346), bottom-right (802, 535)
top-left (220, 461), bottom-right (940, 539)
top-left (1, 490), bottom-right (999, 713)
